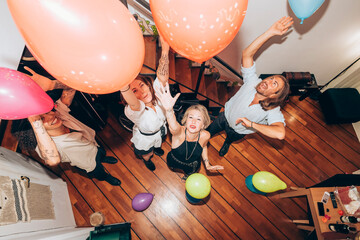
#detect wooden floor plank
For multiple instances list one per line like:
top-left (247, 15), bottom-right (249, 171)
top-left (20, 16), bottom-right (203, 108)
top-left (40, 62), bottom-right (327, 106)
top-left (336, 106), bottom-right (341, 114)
top-left (304, 97), bottom-right (358, 138)
top-left (282, 107), bottom-right (358, 173)
top-left (286, 99), bottom-right (360, 166)
top-left (291, 97), bottom-right (360, 154)
top-left (209, 135), bottom-right (308, 239)
top-left (105, 114), bottom-right (263, 239)
top-left (59, 162), bottom-right (158, 240)
top-left (98, 120), bottom-right (217, 240)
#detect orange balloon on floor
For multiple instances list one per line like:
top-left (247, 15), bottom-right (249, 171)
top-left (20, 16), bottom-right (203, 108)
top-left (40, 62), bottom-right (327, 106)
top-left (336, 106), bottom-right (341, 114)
top-left (8, 0), bottom-right (145, 94)
top-left (150, 0), bottom-right (248, 63)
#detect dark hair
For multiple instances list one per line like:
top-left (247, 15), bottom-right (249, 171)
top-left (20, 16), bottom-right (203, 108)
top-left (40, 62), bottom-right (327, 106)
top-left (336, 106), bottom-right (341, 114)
top-left (120, 75), bottom-right (157, 106)
top-left (10, 88), bottom-right (63, 151)
top-left (11, 119), bottom-right (37, 151)
top-left (259, 75), bottom-right (290, 110)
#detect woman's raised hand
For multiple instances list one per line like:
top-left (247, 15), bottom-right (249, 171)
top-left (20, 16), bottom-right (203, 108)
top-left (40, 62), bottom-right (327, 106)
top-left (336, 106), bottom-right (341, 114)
top-left (268, 16), bottom-right (293, 36)
top-left (24, 66), bottom-right (55, 91)
top-left (155, 83), bottom-right (180, 111)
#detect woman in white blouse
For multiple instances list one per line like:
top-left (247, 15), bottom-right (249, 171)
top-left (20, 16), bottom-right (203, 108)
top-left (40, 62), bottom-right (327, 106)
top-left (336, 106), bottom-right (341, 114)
top-left (120, 36), bottom-right (169, 171)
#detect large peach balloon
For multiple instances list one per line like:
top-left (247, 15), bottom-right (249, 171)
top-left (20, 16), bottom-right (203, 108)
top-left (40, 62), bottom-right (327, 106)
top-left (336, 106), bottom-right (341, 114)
top-left (150, 0), bottom-right (248, 63)
top-left (0, 67), bottom-right (54, 120)
top-left (7, 0), bottom-right (145, 94)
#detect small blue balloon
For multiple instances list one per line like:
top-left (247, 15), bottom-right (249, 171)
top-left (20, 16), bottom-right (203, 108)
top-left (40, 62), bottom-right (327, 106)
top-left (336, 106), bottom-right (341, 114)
top-left (245, 175), bottom-right (267, 195)
top-left (186, 191), bottom-right (202, 204)
top-left (288, 0), bottom-right (325, 24)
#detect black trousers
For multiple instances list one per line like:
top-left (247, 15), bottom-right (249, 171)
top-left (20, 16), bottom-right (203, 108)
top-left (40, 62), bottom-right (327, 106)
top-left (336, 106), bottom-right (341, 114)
top-left (207, 112), bottom-right (246, 144)
top-left (86, 147), bottom-right (109, 180)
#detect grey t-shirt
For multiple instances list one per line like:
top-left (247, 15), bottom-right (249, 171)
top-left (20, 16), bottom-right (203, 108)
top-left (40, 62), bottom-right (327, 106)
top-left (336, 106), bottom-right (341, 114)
top-left (224, 62), bottom-right (285, 135)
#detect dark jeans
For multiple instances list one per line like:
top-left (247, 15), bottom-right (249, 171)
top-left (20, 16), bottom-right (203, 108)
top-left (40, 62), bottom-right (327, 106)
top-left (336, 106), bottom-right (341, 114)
top-left (207, 112), bottom-right (246, 144)
top-left (86, 147), bottom-right (109, 180)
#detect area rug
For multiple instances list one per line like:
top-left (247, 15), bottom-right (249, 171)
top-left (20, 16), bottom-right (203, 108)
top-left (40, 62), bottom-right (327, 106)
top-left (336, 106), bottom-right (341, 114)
top-left (0, 176), bottom-right (17, 226)
top-left (0, 176), bottom-right (55, 225)
top-left (27, 182), bottom-right (55, 220)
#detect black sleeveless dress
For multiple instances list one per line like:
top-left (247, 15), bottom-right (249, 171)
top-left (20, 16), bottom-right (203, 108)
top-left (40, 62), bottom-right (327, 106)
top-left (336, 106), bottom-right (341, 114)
top-left (166, 130), bottom-right (203, 175)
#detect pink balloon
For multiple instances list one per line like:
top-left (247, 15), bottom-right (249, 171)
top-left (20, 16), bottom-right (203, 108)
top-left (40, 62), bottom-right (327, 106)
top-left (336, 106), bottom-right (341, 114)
top-left (150, 0), bottom-right (248, 63)
top-left (0, 67), bottom-right (54, 120)
top-left (132, 193), bottom-right (154, 212)
top-left (8, 0), bottom-right (145, 94)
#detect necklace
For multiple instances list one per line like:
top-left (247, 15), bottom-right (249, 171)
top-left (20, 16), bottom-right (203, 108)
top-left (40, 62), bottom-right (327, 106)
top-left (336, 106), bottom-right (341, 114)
top-left (185, 129), bottom-right (200, 161)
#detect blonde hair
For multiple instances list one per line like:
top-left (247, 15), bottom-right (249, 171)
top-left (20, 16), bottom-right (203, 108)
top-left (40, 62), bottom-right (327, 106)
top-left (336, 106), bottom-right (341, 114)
top-left (181, 104), bottom-right (211, 129)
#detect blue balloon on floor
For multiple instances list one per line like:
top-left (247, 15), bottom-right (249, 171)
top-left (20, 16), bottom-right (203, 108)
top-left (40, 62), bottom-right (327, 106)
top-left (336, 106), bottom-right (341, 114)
top-left (245, 175), bottom-right (267, 195)
top-left (185, 190), bottom-right (202, 204)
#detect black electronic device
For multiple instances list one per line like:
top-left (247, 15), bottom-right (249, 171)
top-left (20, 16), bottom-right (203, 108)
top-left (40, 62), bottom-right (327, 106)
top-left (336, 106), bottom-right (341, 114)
top-left (317, 202), bottom-right (325, 216)
top-left (330, 192), bottom-right (338, 208)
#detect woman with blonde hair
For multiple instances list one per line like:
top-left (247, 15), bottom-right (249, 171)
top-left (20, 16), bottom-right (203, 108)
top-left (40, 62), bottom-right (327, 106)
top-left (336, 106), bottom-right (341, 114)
top-left (156, 84), bottom-right (224, 179)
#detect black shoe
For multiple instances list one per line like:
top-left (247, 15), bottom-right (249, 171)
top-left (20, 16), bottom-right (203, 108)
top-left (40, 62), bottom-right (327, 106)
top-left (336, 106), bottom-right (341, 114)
top-left (101, 156), bottom-right (118, 164)
top-left (219, 141), bottom-right (231, 156)
top-left (154, 148), bottom-right (164, 156)
top-left (143, 159), bottom-right (156, 171)
top-left (104, 175), bottom-right (121, 186)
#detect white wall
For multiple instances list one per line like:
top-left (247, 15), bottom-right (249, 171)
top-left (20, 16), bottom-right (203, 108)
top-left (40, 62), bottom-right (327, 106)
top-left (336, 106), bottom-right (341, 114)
top-left (0, 1), bottom-right (25, 70)
top-left (218, 0), bottom-right (360, 85)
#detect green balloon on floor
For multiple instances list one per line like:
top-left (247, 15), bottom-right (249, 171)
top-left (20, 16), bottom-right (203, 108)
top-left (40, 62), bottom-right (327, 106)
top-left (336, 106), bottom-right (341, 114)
top-left (185, 173), bottom-right (211, 199)
top-left (252, 171), bottom-right (287, 193)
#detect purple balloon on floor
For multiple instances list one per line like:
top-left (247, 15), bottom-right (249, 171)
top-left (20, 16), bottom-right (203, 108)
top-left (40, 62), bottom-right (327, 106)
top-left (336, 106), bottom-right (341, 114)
top-left (132, 193), bottom-right (154, 211)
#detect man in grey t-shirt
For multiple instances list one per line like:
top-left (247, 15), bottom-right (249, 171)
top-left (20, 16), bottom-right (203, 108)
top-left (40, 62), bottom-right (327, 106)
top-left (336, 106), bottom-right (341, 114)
top-left (207, 17), bottom-right (293, 156)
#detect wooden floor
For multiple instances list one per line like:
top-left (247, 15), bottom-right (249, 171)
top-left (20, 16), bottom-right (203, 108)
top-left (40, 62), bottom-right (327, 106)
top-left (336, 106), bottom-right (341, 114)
top-left (48, 94), bottom-right (360, 239)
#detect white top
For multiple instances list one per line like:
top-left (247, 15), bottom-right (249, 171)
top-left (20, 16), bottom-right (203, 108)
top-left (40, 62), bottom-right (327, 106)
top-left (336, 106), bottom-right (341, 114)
top-left (125, 77), bottom-right (167, 151)
top-left (224, 62), bottom-right (285, 135)
top-left (36, 100), bottom-right (99, 172)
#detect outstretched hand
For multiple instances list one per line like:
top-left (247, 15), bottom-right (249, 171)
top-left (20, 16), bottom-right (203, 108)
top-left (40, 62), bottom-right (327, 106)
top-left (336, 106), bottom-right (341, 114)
top-left (24, 66), bottom-right (54, 91)
top-left (235, 117), bottom-right (252, 128)
top-left (155, 83), bottom-right (180, 112)
top-left (268, 16), bottom-right (293, 36)
top-left (206, 164), bottom-right (224, 172)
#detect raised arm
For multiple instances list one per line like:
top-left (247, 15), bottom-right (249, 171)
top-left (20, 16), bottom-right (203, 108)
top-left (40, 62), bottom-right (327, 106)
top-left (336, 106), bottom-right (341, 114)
top-left (156, 35), bottom-right (170, 87)
top-left (242, 16), bottom-right (293, 68)
top-left (60, 88), bottom-right (76, 107)
top-left (155, 83), bottom-right (181, 135)
top-left (28, 115), bottom-right (61, 166)
top-left (24, 66), bottom-right (72, 91)
top-left (119, 84), bottom-right (141, 111)
top-left (235, 117), bottom-right (285, 140)
top-left (24, 66), bottom-right (76, 106)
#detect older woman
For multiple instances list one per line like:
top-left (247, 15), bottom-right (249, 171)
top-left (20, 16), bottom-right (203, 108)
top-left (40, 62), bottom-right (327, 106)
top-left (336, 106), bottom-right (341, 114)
top-left (120, 36), bottom-right (169, 171)
top-left (156, 83), bottom-right (224, 179)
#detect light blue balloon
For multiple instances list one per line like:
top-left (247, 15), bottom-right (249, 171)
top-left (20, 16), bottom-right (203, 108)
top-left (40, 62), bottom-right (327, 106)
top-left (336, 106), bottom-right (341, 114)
top-left (288, 0), bottom-right (325, 24)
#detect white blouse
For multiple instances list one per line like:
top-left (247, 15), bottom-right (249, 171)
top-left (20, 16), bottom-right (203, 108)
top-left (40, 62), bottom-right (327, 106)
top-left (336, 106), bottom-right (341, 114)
top-left (36, 100), bottom-right (99, 172)
top-left (125, 78), bottom-right (167, 151)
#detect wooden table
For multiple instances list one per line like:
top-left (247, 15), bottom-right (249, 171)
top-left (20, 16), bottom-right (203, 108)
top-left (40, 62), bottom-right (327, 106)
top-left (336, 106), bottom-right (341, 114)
top-left (277, 187), bottom-right (360, 240)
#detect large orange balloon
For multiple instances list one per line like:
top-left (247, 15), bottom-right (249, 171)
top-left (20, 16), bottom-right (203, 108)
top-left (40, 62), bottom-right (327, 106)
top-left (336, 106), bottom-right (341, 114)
top-left (8, 0), bottom-right (145, 94)
top-left (150, 0), bottom-right (248, 63)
